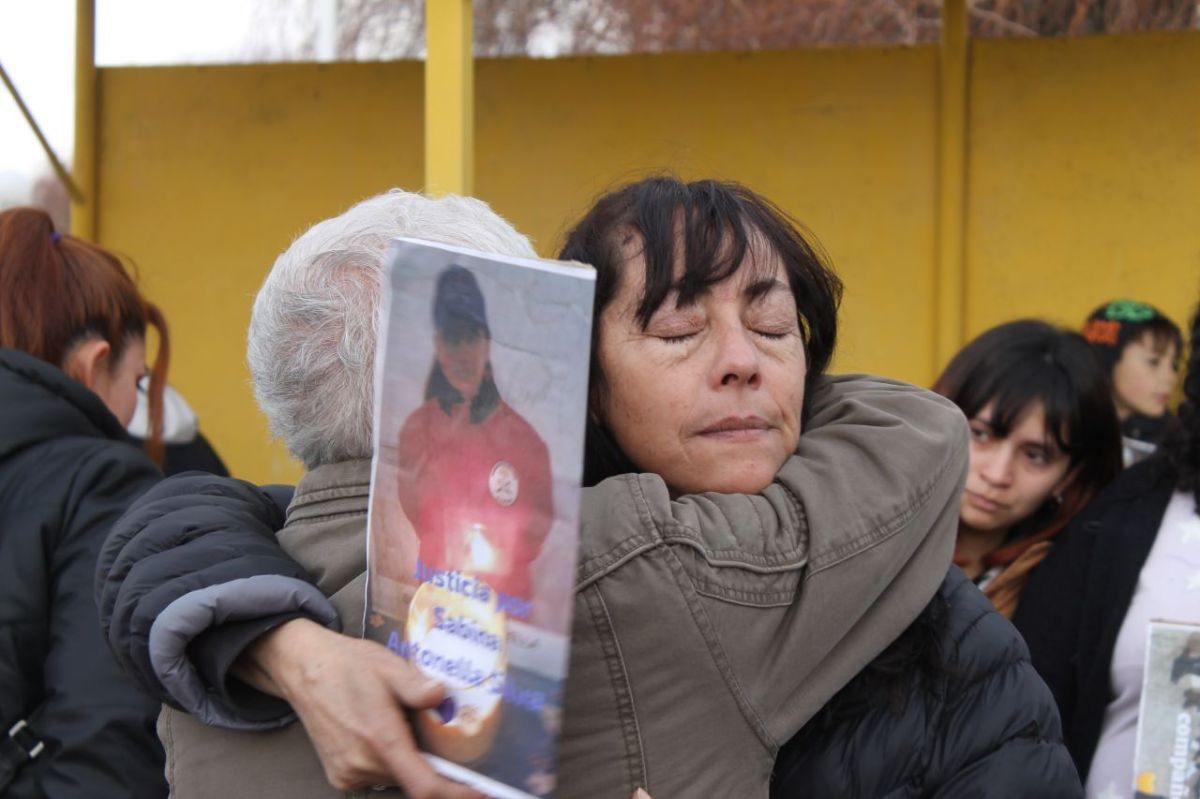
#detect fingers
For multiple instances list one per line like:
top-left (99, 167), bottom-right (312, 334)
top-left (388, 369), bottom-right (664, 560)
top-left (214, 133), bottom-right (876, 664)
top-left (364, 682), bottom-right (482, 799)
top-left (386, 656), bottom-right (446, 709)
top-left (381, 749), bottom-right (483, 799)
top-left (265, 628), bottom-right (476, 798)
top-left (633, 789), bottom-right (653, 799)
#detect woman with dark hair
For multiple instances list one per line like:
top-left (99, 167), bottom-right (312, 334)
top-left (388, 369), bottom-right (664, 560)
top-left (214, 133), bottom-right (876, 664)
top-left (97, 180), bottom-right (1073, 797)
top-left (1014, 305), bottom-right (1200, 796)
top-left (564, 181), bottom-right (1079, 798)
top-left (1082, 299), bottom-right (1182, 465)
top-left (392, 265), bottom-right (552, 600)
top-left (0, 207), bottom-right (168, 796)
top-left (932, 320), bottom-right (1123, 617)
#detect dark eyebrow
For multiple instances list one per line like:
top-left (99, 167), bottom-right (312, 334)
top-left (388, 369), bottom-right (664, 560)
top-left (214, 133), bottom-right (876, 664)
top-left (743, 278), bottom-right (789, 302)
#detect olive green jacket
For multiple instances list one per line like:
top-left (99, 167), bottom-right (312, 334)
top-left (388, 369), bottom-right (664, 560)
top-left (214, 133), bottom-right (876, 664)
top-left (154, 374), bottom-right (966, 798)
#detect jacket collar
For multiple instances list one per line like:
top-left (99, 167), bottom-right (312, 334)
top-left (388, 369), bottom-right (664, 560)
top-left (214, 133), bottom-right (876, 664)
top-left (0, 347), bottom-right (130, 459)
top-left (286, 458), bottom-right (372, 525)
top-left (1110, 454), bottom-right (1176, 501)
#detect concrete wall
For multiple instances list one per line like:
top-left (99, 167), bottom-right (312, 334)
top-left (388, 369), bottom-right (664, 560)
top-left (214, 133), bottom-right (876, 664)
top-left (96, 31), bottom-right (1200, 483)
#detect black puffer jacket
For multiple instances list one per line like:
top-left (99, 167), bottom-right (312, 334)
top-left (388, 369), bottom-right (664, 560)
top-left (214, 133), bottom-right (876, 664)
top-left (772, 568), bottom-right (1082, 798)
top-left (0, 348), bottom-right (166, 797)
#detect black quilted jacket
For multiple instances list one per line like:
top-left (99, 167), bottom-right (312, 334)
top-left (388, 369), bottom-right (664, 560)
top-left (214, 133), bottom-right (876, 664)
top-left (0, 348), bottom-right (165, 797)
top-left (772, 568), bottom-right (1083, 798)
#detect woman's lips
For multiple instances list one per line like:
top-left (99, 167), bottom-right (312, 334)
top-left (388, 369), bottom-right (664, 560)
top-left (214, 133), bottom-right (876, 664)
top-left (965, 490), bottom-right (1007, 513)
top-left (697, 416), bottom-right (773, 441)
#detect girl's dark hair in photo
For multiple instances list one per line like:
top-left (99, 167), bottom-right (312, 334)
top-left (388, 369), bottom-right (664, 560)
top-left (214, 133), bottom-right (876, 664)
top-left (424, 265), bottom-right (499, 423)
top-left (558, 176), bottom-right (844, 486)
top-left (424, 361), bottom-right (500, 423)
top-left (934, 319), bottom-right (1123, 566)
top-left (1164, 306), bottom-right (1200, 505)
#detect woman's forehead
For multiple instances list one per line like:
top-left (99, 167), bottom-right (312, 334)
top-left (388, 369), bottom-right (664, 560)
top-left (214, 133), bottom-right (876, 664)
top-left (617, 232), bottom-right (788, 298)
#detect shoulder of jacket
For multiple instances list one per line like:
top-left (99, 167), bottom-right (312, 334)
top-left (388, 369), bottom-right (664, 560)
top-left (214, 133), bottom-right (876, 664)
top-left (1101, 455), bottom-right (1175, 503)
top-left (9, 435), bottom-right (148, 503)
top-left (1067, 457), bottom-right (1176, 540)
top-left (938, 570), bottom-right (1030, 683)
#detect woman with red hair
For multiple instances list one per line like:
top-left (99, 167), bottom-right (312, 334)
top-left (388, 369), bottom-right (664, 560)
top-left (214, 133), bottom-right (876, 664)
top-left (0, 208), bottom-right (169, 797)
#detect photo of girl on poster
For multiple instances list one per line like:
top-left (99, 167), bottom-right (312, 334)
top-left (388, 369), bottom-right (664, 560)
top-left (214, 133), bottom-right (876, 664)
top-left (396, 265), bottom-right (554, 606)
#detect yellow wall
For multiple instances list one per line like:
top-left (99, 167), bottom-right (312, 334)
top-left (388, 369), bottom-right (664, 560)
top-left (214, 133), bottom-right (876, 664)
top-left (95, 32), bottom-right (1200, 484)
top-left (966, 31), bottom-right (1200, 341)
top-left (476, 47), bottom-right (939, 385)
top-left (99, 62), bottom-right (423, 483)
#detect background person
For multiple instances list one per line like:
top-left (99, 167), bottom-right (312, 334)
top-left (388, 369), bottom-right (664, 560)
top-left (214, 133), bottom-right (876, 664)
top-left (1014, 305), bottom-right (1200, 797)
top-left (0, 207), bottom-right (168, 797)
top-left (98, 180), bottom-right (966, 797)
top-left (932, 319), bottom-right (1123, 617)
top-left (1082, 299), bottom-right (1182, 465)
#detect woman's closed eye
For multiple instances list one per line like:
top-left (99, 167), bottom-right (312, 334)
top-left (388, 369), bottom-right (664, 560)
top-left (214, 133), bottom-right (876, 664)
top-left (657, 331), bottom-right (699, 344)
top-left (646, 312), bottom-right (705, 344)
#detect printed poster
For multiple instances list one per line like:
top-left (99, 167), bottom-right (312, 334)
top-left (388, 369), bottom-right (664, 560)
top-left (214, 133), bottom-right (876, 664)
top-left (1134, 620), bottom-right (1200, 799)
top-left (364, 238), bottom-right (595, 799)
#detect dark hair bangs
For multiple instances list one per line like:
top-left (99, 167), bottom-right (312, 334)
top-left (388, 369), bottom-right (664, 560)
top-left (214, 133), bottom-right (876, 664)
top-left (953, 357), bottom-right (1077, 460)
top-left (1143, 320), bottom-right (1184, 358)
top-left (935, 319), bottom-right (1125, 473)
top-left (632, 182), bottom-right (762, 327)
top-left (609, 179), bottom-right (842, 379)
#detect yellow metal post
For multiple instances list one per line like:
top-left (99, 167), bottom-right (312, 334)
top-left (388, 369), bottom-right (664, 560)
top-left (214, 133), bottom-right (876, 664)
top-left (424, 0), bottom-right (474, 196)
top-left (72, 0), bottom-right (97, 238)
top-left (935, 0), bottom-right (968, 373)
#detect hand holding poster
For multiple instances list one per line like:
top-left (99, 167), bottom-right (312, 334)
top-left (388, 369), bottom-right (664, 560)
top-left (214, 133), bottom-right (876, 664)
top-left (364, 239), bottom-right (594, 798)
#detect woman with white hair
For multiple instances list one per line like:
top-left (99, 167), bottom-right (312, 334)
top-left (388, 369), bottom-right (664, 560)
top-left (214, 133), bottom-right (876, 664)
top-left (96, 182), bottom-right (1068, 797)
top-left (101, 189), bottom-right (538, 798)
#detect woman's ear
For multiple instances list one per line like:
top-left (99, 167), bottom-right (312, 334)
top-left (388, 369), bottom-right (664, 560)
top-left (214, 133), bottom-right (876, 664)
top-left (61, 338), bottom-right (112, 391)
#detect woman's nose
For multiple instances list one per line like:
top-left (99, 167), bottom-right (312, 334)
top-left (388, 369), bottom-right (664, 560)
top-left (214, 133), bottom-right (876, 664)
top-left (979, 449), bottom-right (1015, 486)
top-left (715, 326), bottom-right (761, 388)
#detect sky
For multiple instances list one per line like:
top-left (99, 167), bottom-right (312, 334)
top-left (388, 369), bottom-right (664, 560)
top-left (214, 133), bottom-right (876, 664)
top-left (0, 0), bottom-right (571, 202)
top-left (0, 0), bottom-right (264, 199)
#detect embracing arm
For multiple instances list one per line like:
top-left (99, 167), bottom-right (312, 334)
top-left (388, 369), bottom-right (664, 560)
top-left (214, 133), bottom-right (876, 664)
top-left (95, 472), bottom-right (337, 729)
top-left (576, 374), bottom-right (967, 748)
top-left (95, 470), bottom-right (482, 798)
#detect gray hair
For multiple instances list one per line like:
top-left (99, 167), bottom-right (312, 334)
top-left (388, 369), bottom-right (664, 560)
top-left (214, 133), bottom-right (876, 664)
top-left (248, 189), bottom-right (536, 468)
